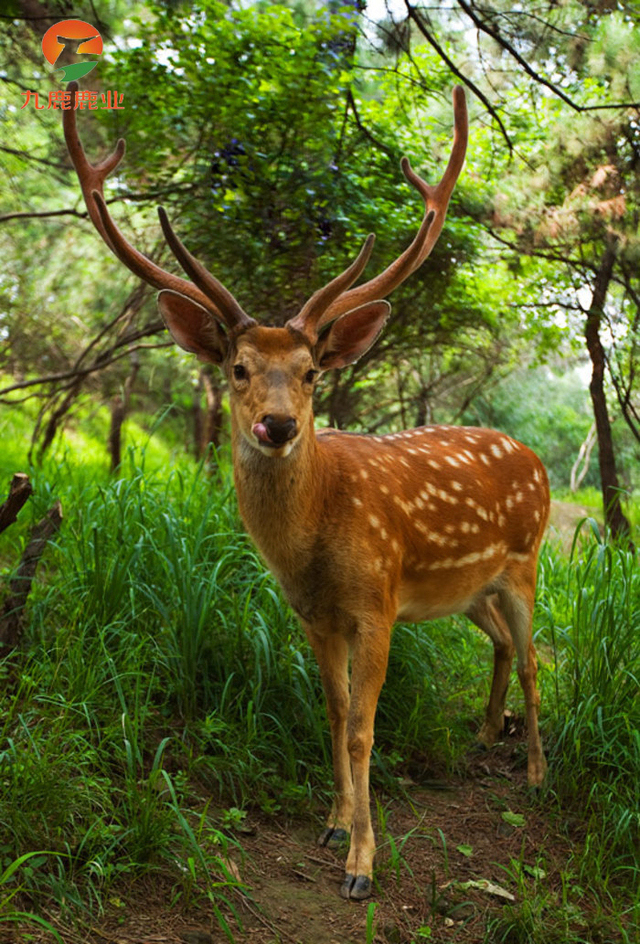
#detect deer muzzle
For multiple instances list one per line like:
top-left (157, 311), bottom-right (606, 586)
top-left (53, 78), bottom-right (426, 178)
top-left (252, 414), bottom-right (298, 447)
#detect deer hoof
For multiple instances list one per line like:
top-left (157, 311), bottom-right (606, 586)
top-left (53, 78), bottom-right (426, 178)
top-left (318, 826), bottom-right (349, 848)
top-left (340, 873), bottom-right (372, 900)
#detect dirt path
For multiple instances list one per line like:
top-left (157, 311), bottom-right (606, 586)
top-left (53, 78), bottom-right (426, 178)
top-left (547, 499), bottom-right (602, 551)
top-left (84, 733), bottom-right (577, 944)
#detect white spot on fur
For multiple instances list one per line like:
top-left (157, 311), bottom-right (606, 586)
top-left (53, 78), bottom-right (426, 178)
top-left (491, 444), bottom-right (503, 459)
top-left (438, 489), bottom-right (458, 504)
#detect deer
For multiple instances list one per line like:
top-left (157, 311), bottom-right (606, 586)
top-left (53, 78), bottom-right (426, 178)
top-left (63, 81), bottom-right (550, 900)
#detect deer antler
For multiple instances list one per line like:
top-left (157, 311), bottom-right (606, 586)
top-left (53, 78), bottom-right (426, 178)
top-left (63, 81), bottom-right (254, 330)
top-left (315, 85), bottom-right (468, 328)
top-left (286, 234), bottom-right (376, 343)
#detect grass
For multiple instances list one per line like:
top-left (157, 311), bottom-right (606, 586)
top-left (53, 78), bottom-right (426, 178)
top-left (538, 534), bottom-right (640, 886)
top-left (0, 404), bottom-right (638, 940)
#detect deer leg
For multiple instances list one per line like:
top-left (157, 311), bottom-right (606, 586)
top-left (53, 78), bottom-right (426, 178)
top-left (305, 627), bottom-right (354, 848)
top-left (340, 621), bottom-right (391, 901)
top-left (466, 593), bottom-right (515, 748)
top-left (499, 572), bottom-right (547, 786)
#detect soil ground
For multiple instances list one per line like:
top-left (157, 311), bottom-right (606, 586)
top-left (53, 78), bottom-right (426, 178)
top-left (34, 729), bottom-right (583, 944)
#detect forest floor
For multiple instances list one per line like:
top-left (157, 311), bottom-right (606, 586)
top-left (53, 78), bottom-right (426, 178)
top-left (10, 499), bottom-right (610, 944)
top-left (33, 729), bottom-right (587, 944)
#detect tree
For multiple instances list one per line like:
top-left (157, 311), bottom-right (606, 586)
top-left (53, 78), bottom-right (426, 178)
top-left (2, 0), bottom-right (504, 458)
top-left (391, 0), bottom-right (640, 539)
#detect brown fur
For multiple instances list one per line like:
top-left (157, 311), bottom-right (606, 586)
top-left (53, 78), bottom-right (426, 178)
top-left (222, 328), bottom-right (550, 899)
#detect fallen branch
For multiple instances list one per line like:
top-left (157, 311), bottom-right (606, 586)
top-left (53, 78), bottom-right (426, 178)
top-left (0, 500), bottom-right (63, 651)
top-left (0, 473), bottom-right (33, 534)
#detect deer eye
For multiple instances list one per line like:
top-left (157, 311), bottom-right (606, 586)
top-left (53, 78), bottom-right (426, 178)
top-left (304, 369), bottom-right (317, 385)
top-left (233, 363), bottom-right (248, 381)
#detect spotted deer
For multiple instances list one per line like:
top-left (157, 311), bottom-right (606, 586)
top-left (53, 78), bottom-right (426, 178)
top-left (64, 83), bottom-right (549, 900)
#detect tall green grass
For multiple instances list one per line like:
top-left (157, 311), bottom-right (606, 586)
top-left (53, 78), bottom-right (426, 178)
top-left (537, 529), bottom-right (640, 886)
top-left (0, 426), bottom-right (638, 935)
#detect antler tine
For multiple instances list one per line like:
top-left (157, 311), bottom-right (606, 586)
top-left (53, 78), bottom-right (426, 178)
top-left (287, 233), bottom-right (376, 342)
top-left (317, 86), bottom-right (468, 326)
top-left (157, 207), bottom-right (255, 331)
top-left (63, 81), bottom-right (125, 254)
top-left (64, 82), bottom-right (228, 322)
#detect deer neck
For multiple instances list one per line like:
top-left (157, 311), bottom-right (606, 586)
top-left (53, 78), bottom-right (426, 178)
top-left (231, 414), bottom-right (325, 577)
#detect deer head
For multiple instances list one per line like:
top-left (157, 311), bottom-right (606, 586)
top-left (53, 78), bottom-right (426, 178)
top-left (63, 82), bottom-right (467, 458)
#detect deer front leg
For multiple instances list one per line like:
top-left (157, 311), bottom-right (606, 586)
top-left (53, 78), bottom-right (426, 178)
top-left (305, 627), bottom-right (354, 848)
top-left (341, 621), bottom-right (390, 901)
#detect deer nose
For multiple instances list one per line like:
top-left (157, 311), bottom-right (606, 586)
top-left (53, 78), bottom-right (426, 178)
top-left (262, 414), bottom-right (297, 445)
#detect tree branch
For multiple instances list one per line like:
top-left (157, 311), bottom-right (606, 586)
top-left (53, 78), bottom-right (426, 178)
top-left (345, 88), bottom-right (397, 158)
top-left (0, 474), bottom-right (33, 535)
top-left (455, 0), bottom-right (640, 112)
top-left (404, 0), bottom-right (514, 153)
top-left (0, 332), bottom-right (170, 401)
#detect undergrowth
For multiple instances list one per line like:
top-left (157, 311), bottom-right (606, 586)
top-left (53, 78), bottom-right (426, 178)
top-left (0, 442), bottom-right (638, 941)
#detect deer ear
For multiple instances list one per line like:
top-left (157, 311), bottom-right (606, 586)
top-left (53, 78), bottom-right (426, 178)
top-left (315, 301), bottom-right (390, 370)
top-left (157, 290), bottom-right (228, 364)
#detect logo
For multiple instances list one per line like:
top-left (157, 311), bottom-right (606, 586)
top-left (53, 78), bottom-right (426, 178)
top-left (42, 19), bottom-right (103, 82)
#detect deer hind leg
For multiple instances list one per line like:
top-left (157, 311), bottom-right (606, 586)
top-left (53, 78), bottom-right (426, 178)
top-left (466, 593), bottom-right (515, 748)
top-left (498, 569), bottom-right (547, 787)
top-left (304, 627), bottom-right (354, 849)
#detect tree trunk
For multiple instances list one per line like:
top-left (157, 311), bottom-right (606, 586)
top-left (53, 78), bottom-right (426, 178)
top-left (108, 354), bottom-right (140, 472)
top-left (584, 239), bottom-right (633, 544)
top-left (570, 424), bottom-right (597, 493)
top-left (192, 367), bottom-right (223, 461)
top-left (33, 377), bottom-right (83, 464)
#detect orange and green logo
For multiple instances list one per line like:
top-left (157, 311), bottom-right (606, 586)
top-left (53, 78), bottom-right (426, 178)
top-left (42, 19), bottom-right (103, 82)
